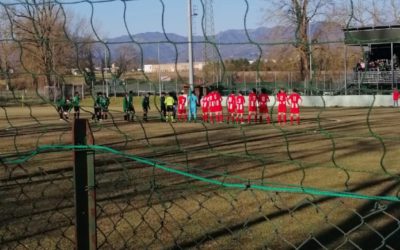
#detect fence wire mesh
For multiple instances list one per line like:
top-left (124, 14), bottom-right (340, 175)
top-left (1, 0), bottom-right (400, 249)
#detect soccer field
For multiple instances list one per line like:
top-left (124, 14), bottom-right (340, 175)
top-left (1, 104), bottom-right (400, 249)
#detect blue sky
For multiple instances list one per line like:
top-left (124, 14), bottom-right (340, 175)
top-left (66, 0), bottom-right (267, 38)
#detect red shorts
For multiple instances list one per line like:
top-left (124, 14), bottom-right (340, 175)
top-left (278, 104), bottom-right (287, 113)
top-left (290, 108), bottom-right (300, 114)
top-left (178, 109), bottom-right (186, 114)
top-left (202, 108), bottom-right (208, 114)
top-left (209, 106), bottom-right (217, 113)
top-left (228, 108), bottom-right (235, 114)
top-left (216, 105), bottom-right (222, 112)
top-left (259, 105), bottom-right (268, 113)
top-left (248, 106), bottom-right (257, 112)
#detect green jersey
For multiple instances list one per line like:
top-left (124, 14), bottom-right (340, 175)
top-left (72, 95), bottom-right (80, 107)
top-left (123, 94), bottom-right (134, 112)
top-left (100, 96), bottom-right (109, 108)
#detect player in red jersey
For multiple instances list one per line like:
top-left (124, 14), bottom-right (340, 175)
top-left (226, 91), bottom-right (236, 124)
top-left (287, 88), bottom-right (302, 125)
top-left (247, 88), bottom-right (258, 124)
top-left (276, 88), bottom-right (288, 125)
top-left (177, 91), bottom-right (187, 122)
top-left (209, 88), bottom-right (222, 123)
top-left (235, 91), bottom-right (245, 124)
top-left (258, 88), bottom-right (270, 124)
top-left (208, 89), bottom-right (216, 123)
top-left (214, 89), bottom-right (223, 123)
top-left (393, 87), bottom-right (399, 107)
top-left (200, 93), bottom-right (209, 122)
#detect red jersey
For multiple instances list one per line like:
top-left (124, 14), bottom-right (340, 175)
top-left (209, 91), bottom-right (222, 112)
top-left (201, 95), bottom-right (209, 111)
top-left (178, 95), bottom-right (187, 112)
top-left (288, 92), bottom-right (301, 114)
top-left (227, 94), bottom-right (236, 113)
top-left (235, 95), bottom-right (245, 114)
top-left (248, 92), bottom-right (258, 112)
top-left (276, 92), bottom-right (287, 113)
top-left (393, 90), bottom-right (399, 101)
top-left (215, 92), bottom-right (222, 112)
top-left (258, 93), bottom-right (269, 113)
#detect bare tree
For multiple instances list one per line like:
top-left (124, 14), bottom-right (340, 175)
top-left (264, 0), bottom-right (333, 82)
top-left (0, 7), bottom-right (14, 80)
top-left (8, 0), bottom-right (74, 87)
top-left (112, 43), bottom-right (140, 79)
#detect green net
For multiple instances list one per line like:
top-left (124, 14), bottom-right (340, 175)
top-left (1, 0), bottom-right (400, 249)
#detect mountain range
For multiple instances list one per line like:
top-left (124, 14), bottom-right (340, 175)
top-left (107, 22), bottom-right (344, 64)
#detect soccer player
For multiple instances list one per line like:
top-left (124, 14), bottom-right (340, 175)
top-left (288, 88), bottom-right (302, 125)
top-left (123, 91), bottom-right (135, 121)
top-left (93, 92), bottom-right (102, 121)
top-left (247, 88), bottom-right (258, 124)
top-left (200, 92), bottom-right (209, 123)
top-left (100, 93), bottom-right (110, 120)
top-left (393, 87), bottom-right (399, 107)
top-left (160, 92), bottom-right (167, 121)
top-left (164, 92), bottom-right (175, 122)
top-left (226, 91), bottom-right (236, 124)
top-left (258, 88), bottom-right (270, 124)
top-left (276, 88), bottom-right (288, 125)
top-left (235, 91), bottom-right (245, 124)
top-left (56, 95), bottom-right (67, 120)
top-left (71, 91), bottom-right (80, 119)
top-left (214, 89), bottom-right (223, 123)
top-left (142, 92), bottom-right (150, 122)
top-left (208, 88), bottom-right (221, 123)
top-left (188, 91), bottom-right (198, 122)
top-left (177, 91), bottom-right (187, 122)
top-left (172, 91), bottom-right (178, 120)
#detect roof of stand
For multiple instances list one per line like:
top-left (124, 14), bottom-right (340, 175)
top-left (343, 25), bottom-right (400, 45)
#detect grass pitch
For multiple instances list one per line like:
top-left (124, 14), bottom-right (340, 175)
top-left (1, 103), bottom-right (400, 249)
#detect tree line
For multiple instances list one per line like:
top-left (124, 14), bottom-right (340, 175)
top-left (0, 0), bottom-right (399, 89)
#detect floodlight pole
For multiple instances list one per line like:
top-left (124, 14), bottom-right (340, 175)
top-left (188, 0), bottom-right (194, 92)
top-left (308, 20), bottom-right (312, 95)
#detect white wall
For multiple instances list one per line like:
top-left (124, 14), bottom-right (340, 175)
top-left (298, 95), bottom-right (393, 107)
top-left (218, 95), bottom-right (393, 107)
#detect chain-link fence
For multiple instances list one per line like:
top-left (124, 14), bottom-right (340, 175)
top-left (1, 0), bottom-right (400, 249)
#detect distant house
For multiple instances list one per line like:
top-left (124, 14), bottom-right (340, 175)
top-left (143, 62), bottom-right (205, 73)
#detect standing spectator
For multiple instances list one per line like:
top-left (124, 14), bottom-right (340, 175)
top-left (276, 88), bottom-right (288, 125)
top-left (188, 91), bottom-right (198, 122)
top-left (226, 91), bottom-right (236, 124)
top-left (287, 89), bottom-right (302, 125)
top-left (142, 92), bottom-right (151, 121)
top-left (258, 88), bottom-right (270, 124)
top-left (160, 92), bottom-right (167, 121)
top-left (177, 91), bottom-right (187, 122)
top-left (71, 91), bottom-right (80, 119)
top-left (247, 88), bottom-right (258, 124)
top-left (393, 87), bottom-right (399, 107)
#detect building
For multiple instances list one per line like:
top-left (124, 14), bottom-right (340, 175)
top-left (343, 25), bottom-right (400, 93)
top-left (143, 62), bottom-right (205, 73)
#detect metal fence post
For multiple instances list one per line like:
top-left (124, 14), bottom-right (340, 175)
top-left (73, 119), bottom-right (97, 250)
